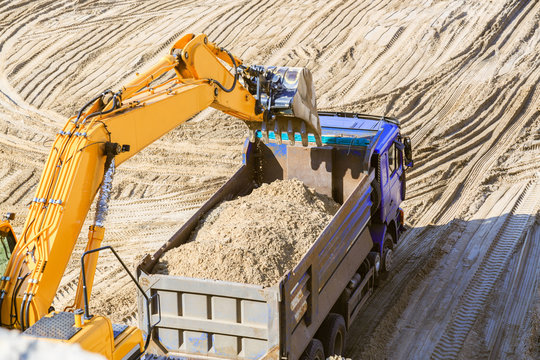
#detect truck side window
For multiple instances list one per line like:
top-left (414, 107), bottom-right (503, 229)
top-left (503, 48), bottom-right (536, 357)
top-left (0, 229), bottom-right (16, 275)
top-left (388, 143), bottom-right (397, 175)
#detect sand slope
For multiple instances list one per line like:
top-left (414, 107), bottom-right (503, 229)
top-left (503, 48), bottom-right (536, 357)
top-left (0, 0), bottom-right (538, 358)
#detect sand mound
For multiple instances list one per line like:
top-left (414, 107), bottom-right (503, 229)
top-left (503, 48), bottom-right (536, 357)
top-left (154, 179), bottom-right (340, 286)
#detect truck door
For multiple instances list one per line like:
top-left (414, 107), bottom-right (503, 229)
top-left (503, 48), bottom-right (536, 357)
top-left (386, 141), bottom-right (403, 223)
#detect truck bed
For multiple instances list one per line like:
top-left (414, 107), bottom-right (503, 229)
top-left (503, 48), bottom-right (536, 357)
top-left (137, 126), bottom-right (377, 359)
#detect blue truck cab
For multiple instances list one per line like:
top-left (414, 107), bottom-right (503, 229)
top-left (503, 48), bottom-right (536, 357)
top-left (315, 112), bottom-right (413, 270)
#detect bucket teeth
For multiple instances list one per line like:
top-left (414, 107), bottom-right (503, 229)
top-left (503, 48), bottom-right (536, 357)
top-left (315, 134), bottom-right (322, 147)
top-left (287, 119), bottom-right (295, 146)
top-left (300, 122), bottom-right (308, 147)
top-left (274, 122), bottom-right (282, 145)
top-left (261, 121), bottom-right (269, 143)
top-left (248, 117), bottom-right (321, 147)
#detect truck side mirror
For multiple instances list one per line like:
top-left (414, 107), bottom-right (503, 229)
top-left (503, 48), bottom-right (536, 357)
top-left (403, 136), bottom-right (413, 167)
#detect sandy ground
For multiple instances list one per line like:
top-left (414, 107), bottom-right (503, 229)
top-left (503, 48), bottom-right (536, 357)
top-left (0, 0), bottom-right (538, 358)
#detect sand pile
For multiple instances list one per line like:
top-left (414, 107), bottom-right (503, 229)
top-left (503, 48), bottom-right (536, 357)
top-left (154, 179), bottom-right (340, 286)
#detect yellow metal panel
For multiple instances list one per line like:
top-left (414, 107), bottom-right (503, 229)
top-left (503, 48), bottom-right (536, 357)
top-left (69, 315), bottom-right (114, 358)
top-left (112, 326), bottom-right (144, 360)
top-left (101, 83), bottom-right (215, 166)
top-left (23, 314), bottom-right (116, 358)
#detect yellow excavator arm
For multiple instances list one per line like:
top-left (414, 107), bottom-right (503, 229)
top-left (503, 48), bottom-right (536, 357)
top-left (0, 33), bottom-right (321, 358)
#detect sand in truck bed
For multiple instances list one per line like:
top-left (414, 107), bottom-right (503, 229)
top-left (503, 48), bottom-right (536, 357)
top-left (154, 179), bottom-right (340, 287)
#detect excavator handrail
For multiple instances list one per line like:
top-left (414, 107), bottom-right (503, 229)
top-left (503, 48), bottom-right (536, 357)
top-left (80, 245), bottom-right (160, 353)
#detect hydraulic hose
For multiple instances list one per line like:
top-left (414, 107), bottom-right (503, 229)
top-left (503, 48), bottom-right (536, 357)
top-left (10, 276), bottom-right (21, 326)
top-left (24, 293), bottom-right (32, 329)
top-left (10, 272), bottom-right (28, 327)
top-left (75, 94), bottom-right (101, 124)
top-left (80, 92), bottom-right (120, 126)
top-left (74, 90), bottom-right (113, 125)
top-left (211, 49), bottom-right (237, 93)
top-left (19, 293), bottom-right (26, 331)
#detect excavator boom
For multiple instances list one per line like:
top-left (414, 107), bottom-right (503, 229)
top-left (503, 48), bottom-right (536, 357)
top-left (0, 33), bottom-right (321, 358)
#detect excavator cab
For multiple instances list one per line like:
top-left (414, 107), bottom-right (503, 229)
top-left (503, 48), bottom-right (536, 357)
top-left (0, 215), bottom-right (16, 276)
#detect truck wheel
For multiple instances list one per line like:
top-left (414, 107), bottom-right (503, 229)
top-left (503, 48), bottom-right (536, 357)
top-left (317, 313), bottom-right (347, 356)
top-left (300, 338), bottom-right (325, 360)
top-left (367, 251), bottom-right (381, 274)
top-left (377, 233), bottom-right (394, 284)
top-left (381, 233), bottom-right (394, 274)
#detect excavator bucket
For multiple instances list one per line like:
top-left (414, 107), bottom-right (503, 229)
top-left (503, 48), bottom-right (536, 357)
top-left (160, 34), bottom-right (321, 147)
top-left (243, 66), bottom-right (322, 147)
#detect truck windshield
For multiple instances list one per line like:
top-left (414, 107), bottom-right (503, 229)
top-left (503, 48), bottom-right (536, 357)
top-left (0, 229), bottom-right (15, 275)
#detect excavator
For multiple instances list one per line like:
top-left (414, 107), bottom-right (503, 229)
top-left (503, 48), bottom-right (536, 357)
top-left (0, 33), bottom-right (321, 359)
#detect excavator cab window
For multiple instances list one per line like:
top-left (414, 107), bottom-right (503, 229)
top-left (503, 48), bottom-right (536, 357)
top-left (0, 228), bottom-right (15, 275)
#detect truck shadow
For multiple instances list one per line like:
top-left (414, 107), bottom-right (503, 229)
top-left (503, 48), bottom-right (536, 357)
top-left (344, 211), bottom-right (539, 359)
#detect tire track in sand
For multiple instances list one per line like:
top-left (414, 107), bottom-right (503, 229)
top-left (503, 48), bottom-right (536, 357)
top-left (432, 181), bottom-right (539, 359)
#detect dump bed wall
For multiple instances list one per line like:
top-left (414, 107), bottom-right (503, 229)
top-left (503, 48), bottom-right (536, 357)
top-left (138, 275), bottom-right (280, 359)
top-left (282, 172), bottom-right (373, 359)
top-left (257, 142), bottom-right (369, 203)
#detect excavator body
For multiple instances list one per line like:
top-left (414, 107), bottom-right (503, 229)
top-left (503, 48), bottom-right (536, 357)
top-left (24, 311), bottom-right (143, 360)
top-left (0, 33), bottom-right (322, 359)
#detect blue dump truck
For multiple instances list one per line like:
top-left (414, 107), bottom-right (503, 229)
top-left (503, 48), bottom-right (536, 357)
top-left (137, 112), bottom-right (413, 360)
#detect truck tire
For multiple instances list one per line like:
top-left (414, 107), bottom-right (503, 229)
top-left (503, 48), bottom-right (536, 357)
top-left (367, 251), bottom-right (381, 274)
top-left (300, 338), bottom-right (325, 360)
top-left (378, 233), bottom-right (394, 283)
top-left (317, 313), bottom-right (347, 356)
